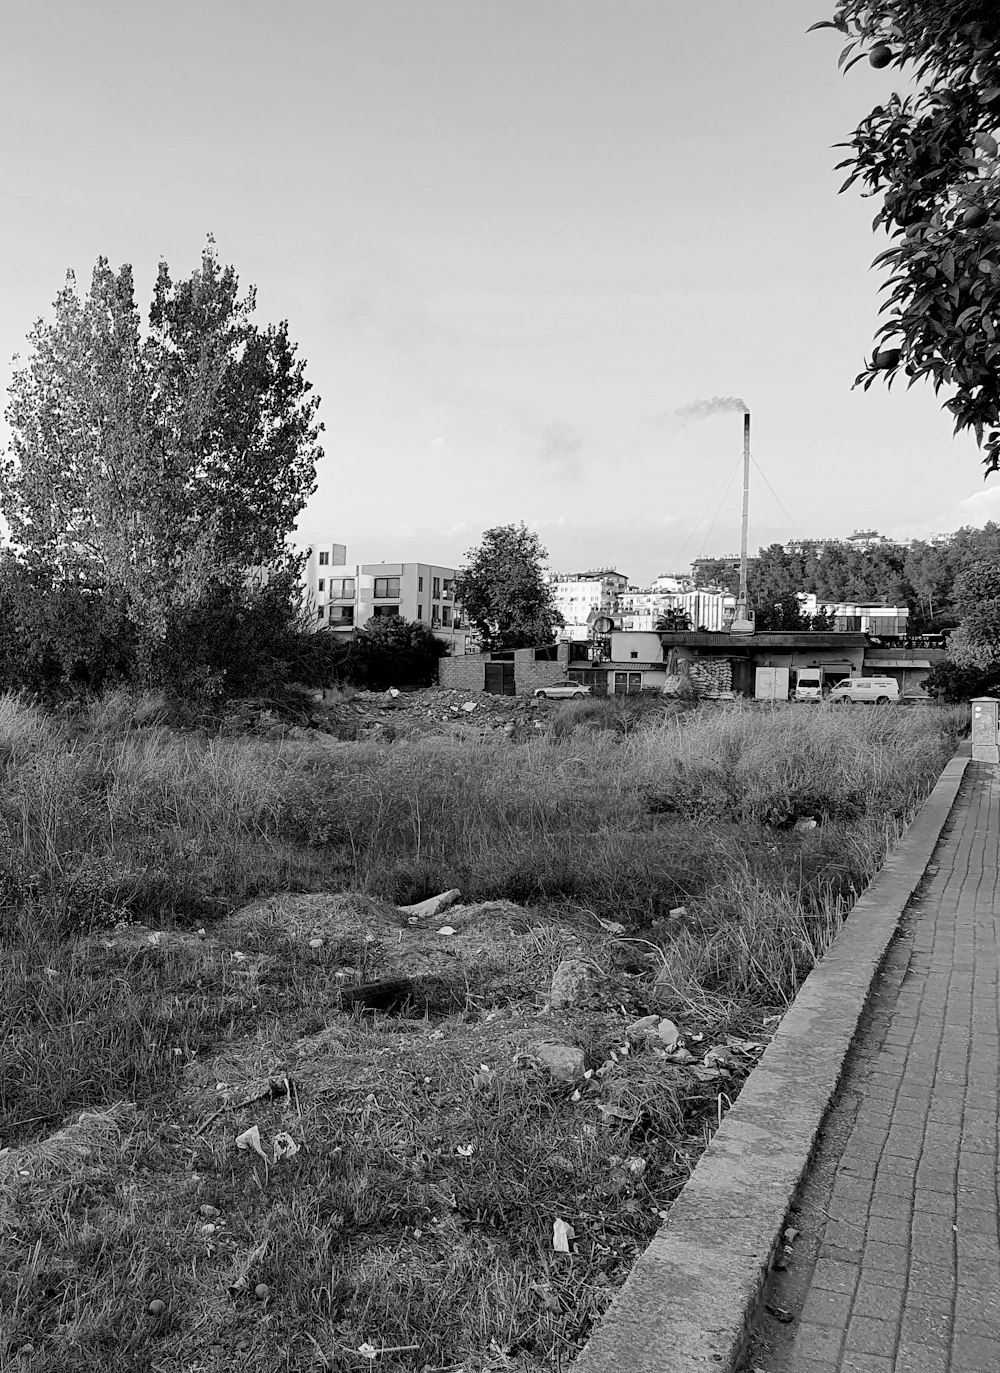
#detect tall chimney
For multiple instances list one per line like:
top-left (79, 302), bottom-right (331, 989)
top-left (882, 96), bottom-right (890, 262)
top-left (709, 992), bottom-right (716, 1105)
top-left (730, 410), bottom-right (755, 634)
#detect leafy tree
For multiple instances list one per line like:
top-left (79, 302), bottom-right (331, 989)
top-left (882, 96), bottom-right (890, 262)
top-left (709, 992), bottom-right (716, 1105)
top-left (0, 240), bottom-right (323, 650)
top-left (654, 607), bottom-right (693, 631)
top-left (944, 558), bottom-right (1000, 668)
top-left (812, 3), bottom-right (1000, 471)
top-left (754, 593), bottom-right (811, 631)
top-left (454, 523), bottom-right (564, 652)
top-left (351, 617), bottom-right (448, 690)
top-left (924, 657), bottom-right (1000, 699)
top-left (692, 558), bottom-right (741, 594)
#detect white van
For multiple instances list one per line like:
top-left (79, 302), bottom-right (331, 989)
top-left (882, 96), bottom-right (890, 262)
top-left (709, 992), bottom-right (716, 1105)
top-left (793, 670), bottom-right (823, 703)
top-left (827, 676), bottom-right (899, 705)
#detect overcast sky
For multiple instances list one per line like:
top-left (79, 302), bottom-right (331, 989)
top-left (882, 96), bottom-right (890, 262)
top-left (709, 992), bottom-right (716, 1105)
top-left (2, 0), bottom-right (998, 585)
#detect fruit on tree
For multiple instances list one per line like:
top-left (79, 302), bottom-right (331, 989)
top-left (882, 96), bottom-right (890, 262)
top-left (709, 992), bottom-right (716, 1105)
top-left (874, 347), bottom-right (901, 369)
top-left (869, 45), bottom-right (893, 69)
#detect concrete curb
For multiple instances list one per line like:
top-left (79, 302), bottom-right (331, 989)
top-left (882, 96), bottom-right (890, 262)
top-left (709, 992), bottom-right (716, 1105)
top-left (573, 753), bottom-right (970, 1373)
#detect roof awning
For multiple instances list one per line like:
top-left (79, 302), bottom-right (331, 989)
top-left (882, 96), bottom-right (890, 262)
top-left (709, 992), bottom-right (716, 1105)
top-left (866, 658), bottom-right (931, 668)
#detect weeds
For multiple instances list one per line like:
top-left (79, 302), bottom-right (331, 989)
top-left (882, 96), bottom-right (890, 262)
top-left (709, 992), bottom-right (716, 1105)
top-left (0, 694), bottom-right (967, 1370)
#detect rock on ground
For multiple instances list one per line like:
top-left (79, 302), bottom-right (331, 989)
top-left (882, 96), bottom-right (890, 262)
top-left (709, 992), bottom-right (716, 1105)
top-left (534, 1042), bottom-right (586, 1082)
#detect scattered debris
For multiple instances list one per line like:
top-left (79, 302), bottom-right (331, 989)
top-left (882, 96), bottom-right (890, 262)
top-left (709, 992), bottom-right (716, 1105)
top-left (462, 701), bottom-right (477, 713)
top-left (552, 1217), bottom-right (575, 1253)
top-left (254, 1283), bottom-right (271, 1300)
top-left (793, 817), bottom-right (818, 833)
top-left (308, 937), bottom-right (324, 950)
top-left (691, 1065), bottom-right (723, 1083)
top-left (272, 1131), bottom-right (299, 1162)
top-left (626, 1014), bottom-right (660, 1039)
top-left (436, 926), bottom-right (457, 937)
top-left (147, 1299), bottom-right (166, 1316)
top-left (766, 1303), bottom-right (795, 1324)
top-left (595, 917), bottom-right (626, 935)
top-left (656, 1018), bottom-right (681, 1050)
top-left (397, 889), bottom-right (461, 920)
top-left (235, 1125), bottom-right (268, 1161)
top-left (703, 1045), bottom-right (737, 1071)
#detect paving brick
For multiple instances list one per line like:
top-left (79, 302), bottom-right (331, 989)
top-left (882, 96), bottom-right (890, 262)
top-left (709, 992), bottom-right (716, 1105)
top-left (860, 1239), bottom-right (909, 1275)
top-left (751, 768), bottom-right (1000, 1373)
top-left (838, 1356), bottom-right (893, 1373)
top-left (893, 1342), bottom-right (950, 1373)
top-left (811, 1257), bottom-right (862, 1295)
top-left (800, 1286), bottom-right (853, 1328)
top-left (850, 1279), bottom-right (904, 1322)
top-left (898, 1297), bottom-right (952, 1349)
top-left (791, 1322), bottom-right (845, 1362)
top-left (864, 1215), bottom-right (909, 1247)
top-left (954, 1285), bottom-right (1000, 1337)
top-left (843, 1314), bottom-right (897, 1357)
top-left (950, 1332), bottom-right (1000, 1371)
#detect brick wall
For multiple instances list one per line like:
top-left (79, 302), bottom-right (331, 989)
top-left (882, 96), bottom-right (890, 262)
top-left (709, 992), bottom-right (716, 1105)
top-left (512, 646), bottom-right (572, 694)
top-left (438, 655), bottom-right (486, 692)
top-left (438, 644), bottom-right (571, 695)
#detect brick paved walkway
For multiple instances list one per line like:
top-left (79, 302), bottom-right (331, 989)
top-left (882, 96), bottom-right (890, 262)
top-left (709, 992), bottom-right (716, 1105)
top-left (750, 762), bottom-right (1000, 1373)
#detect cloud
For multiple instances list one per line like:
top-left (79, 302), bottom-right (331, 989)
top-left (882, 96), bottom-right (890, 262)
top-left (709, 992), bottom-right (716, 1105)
top-left (537, 422), bottom-right (584, 477)
top-left (896, 480), bottom-right (1000, 539)
top-left (952, 483), bottom-right (1000, 527)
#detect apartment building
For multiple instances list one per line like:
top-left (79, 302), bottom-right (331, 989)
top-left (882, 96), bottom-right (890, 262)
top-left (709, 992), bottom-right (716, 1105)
top-left (619, 588), bottom-right (736, 632)
top-left (798, 594), bottom-right (909, 639)
top-left (545, 569), bottom-right (629, 641)
top-left (301, 544), bottom-right (472, 653)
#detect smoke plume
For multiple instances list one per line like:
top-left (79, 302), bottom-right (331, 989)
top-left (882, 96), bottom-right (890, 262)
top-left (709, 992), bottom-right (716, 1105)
top-left (674, 396), bottom-right (748, 423)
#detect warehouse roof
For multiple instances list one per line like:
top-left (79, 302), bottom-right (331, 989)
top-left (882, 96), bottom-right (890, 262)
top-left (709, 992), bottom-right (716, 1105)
top-left (657, 631), bottom-right (870, 650)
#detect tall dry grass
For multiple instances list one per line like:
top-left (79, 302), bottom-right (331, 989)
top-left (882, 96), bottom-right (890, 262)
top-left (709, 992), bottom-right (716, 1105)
top-left (0, 692), bottom-right (968, 1371)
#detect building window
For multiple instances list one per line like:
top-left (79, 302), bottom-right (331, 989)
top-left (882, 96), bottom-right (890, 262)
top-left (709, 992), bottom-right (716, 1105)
top-left (613, 671), bottom-right (642, 695)
top-left (417, 604), bottom-right (423, 620)
top-left (432, 576), bottom-right (441, 599)
top-left (317, 605), bottom-right (325, 619)
top-left (630, 651), bottom-right (638, 659)
top-left (329, 578), bottom-right (356, 599)
top-left (442, 606), bottom-right (452, 627)
top-left (432, 604), bottom-right (440, 625)
top-left (332, 606), bottom-right (354, 623)
top-left (373, 605), bottom-right (399, 618)
top-left (374, 576), bottom-right (400, 599)
top-left (319, 551), bottom-right (330, 566)
top-left (418, 576), bottom-right (423, 592)
top-left (318, 578), bottom-right (325, 592)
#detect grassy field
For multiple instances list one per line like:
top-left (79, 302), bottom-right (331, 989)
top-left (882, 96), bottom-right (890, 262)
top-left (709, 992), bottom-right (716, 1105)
top-left (0, 693), bottom-right (967, 1372)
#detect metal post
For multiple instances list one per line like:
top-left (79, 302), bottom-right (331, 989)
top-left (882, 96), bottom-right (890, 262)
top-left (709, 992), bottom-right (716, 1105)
top-left (739, 410), bottom-right (750, 611)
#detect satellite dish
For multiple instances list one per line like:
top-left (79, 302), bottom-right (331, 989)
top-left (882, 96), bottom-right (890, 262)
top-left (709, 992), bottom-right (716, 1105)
top-left (593, 615), bottom-right (614, 634)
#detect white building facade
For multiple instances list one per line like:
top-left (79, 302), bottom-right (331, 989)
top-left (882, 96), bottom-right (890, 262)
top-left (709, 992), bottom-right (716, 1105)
top-left (299, 544), bottom-right (472, 653)
top-left (545, 569), bottom-right (630, 641)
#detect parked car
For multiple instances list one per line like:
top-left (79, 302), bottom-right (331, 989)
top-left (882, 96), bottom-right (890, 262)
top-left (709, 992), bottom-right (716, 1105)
top-left (533, 680), bottom-right (592, 700)
top-left (792, 670), bottom-right (824, 703)
top-left (827, 676), bottom-right (900, 705)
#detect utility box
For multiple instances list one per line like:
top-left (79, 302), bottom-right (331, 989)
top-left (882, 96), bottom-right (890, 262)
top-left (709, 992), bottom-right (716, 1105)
top-left (755, 667), bottom-right (790, 701)
top-left (971, 697), bottom-right (1000, 763)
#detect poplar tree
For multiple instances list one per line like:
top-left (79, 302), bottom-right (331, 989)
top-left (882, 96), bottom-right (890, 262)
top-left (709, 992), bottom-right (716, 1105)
top-left (1, 239), bottom-right (323, 643)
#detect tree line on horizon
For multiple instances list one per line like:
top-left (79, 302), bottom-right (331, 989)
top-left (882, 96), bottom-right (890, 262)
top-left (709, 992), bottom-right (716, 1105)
top-left (694, 526), bottom-right (1000, 636)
